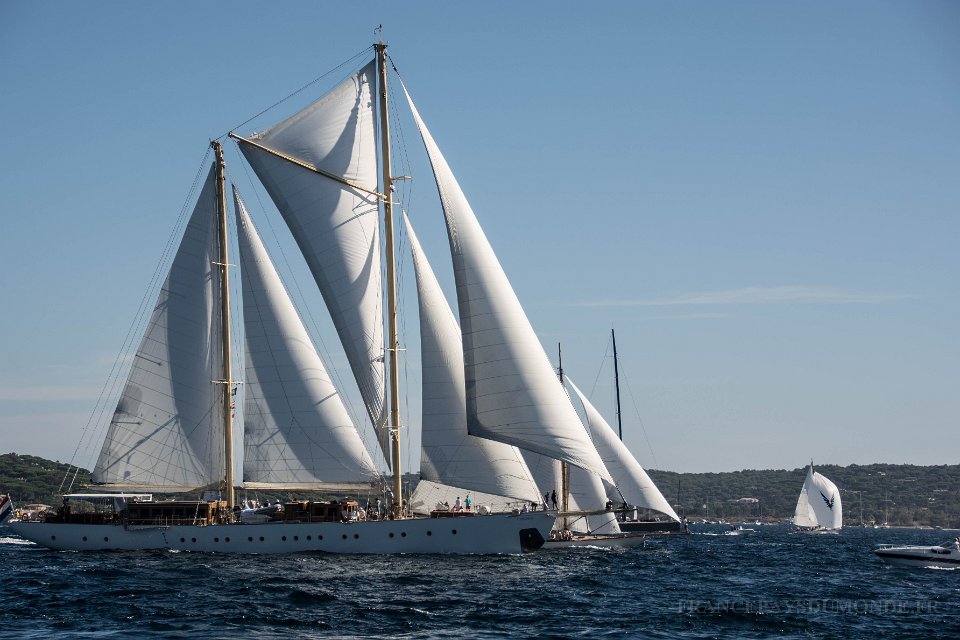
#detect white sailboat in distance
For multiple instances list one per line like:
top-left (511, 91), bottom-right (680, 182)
top-left (792, 463), bottom-right (843, 533)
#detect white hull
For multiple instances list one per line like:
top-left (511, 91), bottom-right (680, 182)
top-left (543, 533), bottom-right (650, 549)
top-left (8, 512), bottom-right (553, 555)
top-left (874, 545), bottom-right (960, 569)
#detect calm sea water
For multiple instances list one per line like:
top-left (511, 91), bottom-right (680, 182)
top-left (2, 524), bottom-right (957, 639)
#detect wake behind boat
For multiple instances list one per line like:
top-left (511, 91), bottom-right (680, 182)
top-left (873, 538), bottom-right (960, 569)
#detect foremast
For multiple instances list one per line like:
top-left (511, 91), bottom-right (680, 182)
top-left (212, 140), bottom-right (235, 511)
top-left (375, 40), bottom-right (403, 518)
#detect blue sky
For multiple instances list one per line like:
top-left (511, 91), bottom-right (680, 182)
top-left (1, 1), bottom-right (957, 474)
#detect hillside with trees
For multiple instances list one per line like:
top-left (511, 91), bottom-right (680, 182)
top-left (1, 453), bottom-right (957, 527)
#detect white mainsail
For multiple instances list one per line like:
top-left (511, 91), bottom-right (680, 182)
top-left (566, 378), bottom-right (680, 522)
top-left (235, 188), bottom-right (379, 490)
top-left (402, 87), bottom-right (612, 483)
top-left (793, 465), bottom-right (843, 529)
top-left (93, 166), bottom-right (225, 490)
top-left (235, 60), bottom-right (390, 462)
top-left (404, 213), bottom-right (542, 502)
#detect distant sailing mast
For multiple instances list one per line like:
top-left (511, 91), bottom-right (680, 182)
top-left (375, 37), bottom-right (404, 518)
top-left (212, 140), bottom-right (235, 511)
top-left (557, 343), bottom-right (569, 530)
top-left (611, 328), bottom-right (623, 441)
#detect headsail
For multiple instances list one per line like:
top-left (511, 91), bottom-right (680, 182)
top-left (402, 86), bottom-right (612, 483)
top-left (793, 465), bottom-right (843, 529)
top-left (234, 60), bottom-right (390, 463)
top-left (235, 188), bottom-right (379, 490)
top-left (405, 213), bottom-right (540, 502)
top-left (93, 166), bottom-right (225, 490)
top-left (566, 378), bottom-right (680, 522)
top-left (522, 451), bottom-right (620, 534)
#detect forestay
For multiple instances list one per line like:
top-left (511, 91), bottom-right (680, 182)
top-left (235, 60), bottom-right (389, 462)
top-left (405, 214), bottom-right (540, 502)
top-left (402, 86), bottom-right (612, 483)
top-left (93, 167), bottom-right (225, 490)
top-left (235, 189), bottom-right (379, 490)
top-left (566, 378), bottom-right (680, 521)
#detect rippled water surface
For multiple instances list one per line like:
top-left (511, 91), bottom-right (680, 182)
top-left (2, 524), bottom-right (958, 638)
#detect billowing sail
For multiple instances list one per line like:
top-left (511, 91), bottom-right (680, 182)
top-left (235, 60), bottom-right (389, 462)
top-left (93, 166), bottom-right (224, 490)
top-left (404, 213), bottom-right (541, 502)
top-left (403, 87), bottom-right (612, 483)
top-left (793, 465), bottom-right (843, 529)
top-left (566, 378), bottom-right (680, 522)
top-left (235, 189), bottom-right (379, 490)
top-left (409, 480), bottom-right (529, 516)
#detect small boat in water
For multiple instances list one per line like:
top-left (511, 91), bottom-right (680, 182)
top-left (873, 538), bottom-right (960, 569)
top-left (724, 524), bottom-right (755, 536)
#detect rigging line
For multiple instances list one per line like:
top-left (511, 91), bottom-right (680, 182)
top-left (232, 141), bottom-right (367, 444)
top-left (217, 45), bottom-right (374, 140)
top-left (587, 332), bottom-right (613, 402)
top-left (63, 147), bottom-right (214, 492)
top-left (618, 360), bottom-right (660, 469)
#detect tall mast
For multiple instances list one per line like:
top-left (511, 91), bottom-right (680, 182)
top-left (212, 139), bottom-right (234, 511)
top-left (375, 38), bottom-right (403, 518)
top-left (558, 343), bottom-right (569, 528)
top-left (612, 328), bottom-right (623, 441)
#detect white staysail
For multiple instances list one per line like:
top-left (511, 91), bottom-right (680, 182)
top-left (404, 213), bottom-right (541, 502)
top-left (793, 465), bottom-right (843, 529)
top-left (93, 166), bottom-right (224, 490)
top-left (235, 60), bottom-right (389, 462)
top-left (235, 188), bottom-right (379, 490)
top-left (566, 379), bottom-right (680, 522)
top-left (403, 87), bottom-right (612, 483)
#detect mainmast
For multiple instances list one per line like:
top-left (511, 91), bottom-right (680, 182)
top-left (612, 328), bottom-right (623, 441)
top-left (558, 343), bottom-right (569, 529)
top-left (212, 140), bottom-right (235, 511)
top-left (375, 38), bottom-right (403, 518)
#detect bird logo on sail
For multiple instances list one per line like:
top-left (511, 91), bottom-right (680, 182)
top-left (820, 491), bottom-right (835, 510)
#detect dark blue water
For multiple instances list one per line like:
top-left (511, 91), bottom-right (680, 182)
top-left (2, 524), bottom-right (957, 639)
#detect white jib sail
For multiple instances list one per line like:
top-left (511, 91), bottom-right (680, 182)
top-left (93, 166), bottom-right (224, 490)
top-left (402, 86), bottom-right (612, 483)
top-left (409, 480), bottom-right (529, 516)
top-left (566, 378), bottom-right (680, 522)
top-left (793, 465), bottom-right (843, 529)
top-left (235, 189), bottom-right (379, 488)
top-left (405, 213), bottom-right (541, 502)
top-left (236, 60), bottom-right (389, 461)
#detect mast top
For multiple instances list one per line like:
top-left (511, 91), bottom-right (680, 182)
top-left (374, 25), bottom-right (386, 48)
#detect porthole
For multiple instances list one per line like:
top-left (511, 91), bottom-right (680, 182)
top-left (426, 531), bottom-right (432, 536)
top-left (354, 534), bottom-right (359, 539)
top-left (180, 538), bottom-right (186, 543)
top-left (82, 536), bottom-right (87, 542)
top-left (401, 532), bottom-right (406, 538)
top-left (389, 532), bottom-right (394, 538)
top-left (259, 536), bottom-right (264, 542)
top-left (51, 536), bottom-right (56, 541)
top-left (225, 537), bottom-right (230, 543)
top-left (342, 534), bottom-right (347, 540)
top-left (192, 538), bottom-right (197, 543)
top-left (294, 536), bottom-right (299, 541)
top-left (319, 535), bottom-right (323, 540)
top-left (282, 536), bottom-right (287, 541)
top-left (214, 538), bottom-right (219, 542)
top-left (248, 536), bottom-right (253, 542)
top-left (307, 535), bottom-right (312, 541)
top-left (452, 529), bottom-right (457, 535)
top-left (104, 537), bottom-right (109, 542)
